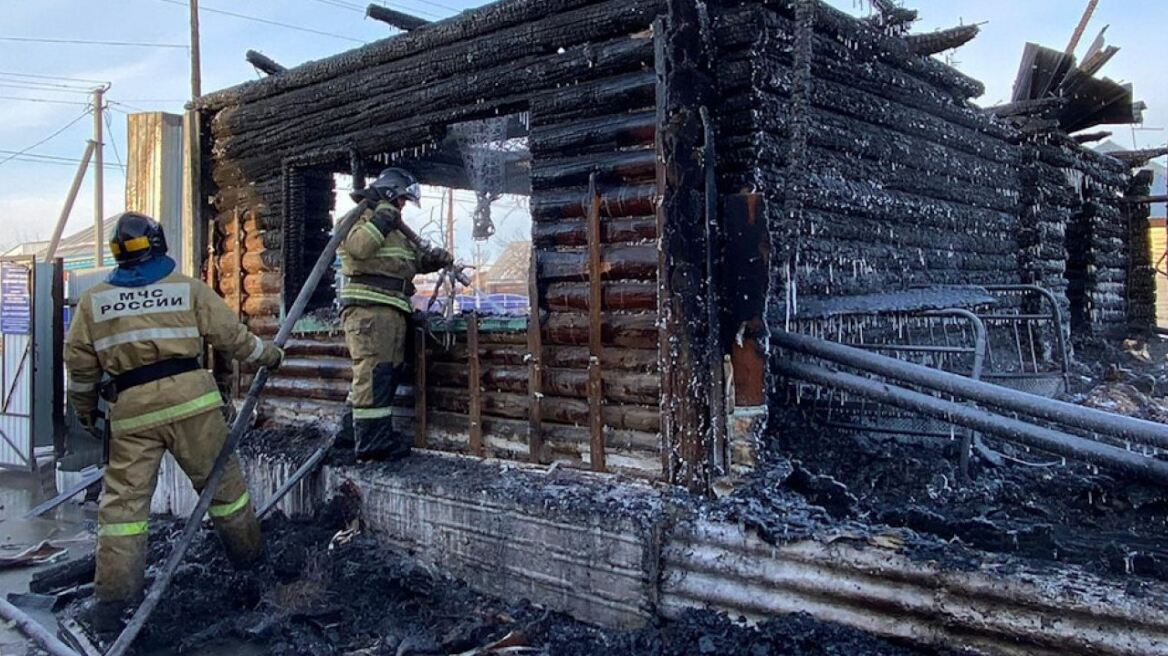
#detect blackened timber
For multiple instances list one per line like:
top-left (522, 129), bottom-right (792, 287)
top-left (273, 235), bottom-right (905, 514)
top-left (415, 325), bottom-right (428, 449)
top-left (433, 343), bottom-right (657, 373)
top-left (530, 111), bottom-right (657, 157)
top-left (245, 50), bottom-right (286, 76)
top-left (533, 216), bottom-right (657, 247)
top-left (545, 312), bottom-right (657, 349)
top-left (659, 0), bottom-right (718, 493)
top-left (587, 174), bottom-right (606, 472)
top-left (220, 36), bottom-right (655, 166)
top-left (426, 388), bottom-right (660, 434)
top-left (904, 24), bottom-right (980, 56)
top-left (366, 4), bottom-right (430, 31)
top-left (428, 363), bottom-right (660, 406)
top-left (467, 313), bottom-right (483, 457)
top-left (212, 1), bottom-right (658, 141)
top-left (701, 106), bottom-right (727, 474)
top-left (545, 281), bottom-right (657, 312)
top-left (539, 245), bottom-right (657, 282)
top-left (531, 149), bottom-right (657, 190)
top-left (199, 0), bottom-right (663, 110)
top-left (654, 17), bottom-right (672, 479)
top-left (530, 184), bottom-right (657, 222)
top-left (527, 245), bottom-right (544, 463)
top-left (530, 71), bottom-right (656, 124)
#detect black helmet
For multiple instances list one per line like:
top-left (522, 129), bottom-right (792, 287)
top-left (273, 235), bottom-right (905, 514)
top-left (109, 212), bottom-right (168, 265)
top-left (352, 167), bottom-right (421, 206)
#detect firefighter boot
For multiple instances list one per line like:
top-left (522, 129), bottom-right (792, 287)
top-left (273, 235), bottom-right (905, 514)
top-left (84, 599), bottom-right (128, 641)
top-left (354, 416), bottom-right (410, 461)
top-left (336, 403), bottom-right (356, 449)
top-left (210, 489), bottom-right (264, 569)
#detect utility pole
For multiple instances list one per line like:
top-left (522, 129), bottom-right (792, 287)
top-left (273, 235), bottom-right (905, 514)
top-left (46, 141), bottom-right (96, 261)
top-left (190, 0), bottom-right (202, 98)
top-left (93, 86), bottom-right (105, 267)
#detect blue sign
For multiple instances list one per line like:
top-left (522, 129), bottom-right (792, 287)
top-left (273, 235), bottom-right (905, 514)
top-left (1, 262), bottom-right (31, 335)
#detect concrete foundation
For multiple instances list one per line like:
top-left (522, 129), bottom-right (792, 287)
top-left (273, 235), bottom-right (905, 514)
top-left (152, 449), bottom-right (1168, 656)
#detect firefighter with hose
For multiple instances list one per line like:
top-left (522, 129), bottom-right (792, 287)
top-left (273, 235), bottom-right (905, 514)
top-left (64, 212), bottom-right (284, 635)
top-left (338, 168), bottom-right (454, 460)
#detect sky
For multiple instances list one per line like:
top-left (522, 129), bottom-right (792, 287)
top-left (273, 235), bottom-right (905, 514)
top-left (0, 0), bottom-right (1165, 255)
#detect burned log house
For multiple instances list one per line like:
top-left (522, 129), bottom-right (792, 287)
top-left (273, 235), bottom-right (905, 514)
top-left (193, 0), bottom-right (1157, 485)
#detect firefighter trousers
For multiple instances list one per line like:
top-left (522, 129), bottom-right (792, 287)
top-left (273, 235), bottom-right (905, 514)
top-left (341, 305), bottom-right (409, 459)
top-left (95, 408), bottom-right (262, 604)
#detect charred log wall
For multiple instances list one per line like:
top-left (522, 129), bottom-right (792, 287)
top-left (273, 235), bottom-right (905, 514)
top-left (1125, 170), bottom-right (1157, 333)
top-left (715, 1), bottom-right (1022, 313)
top-left (1062, 143), bottom-right (1131, 336)
top-left (200, 0), bottom-right (665, 477)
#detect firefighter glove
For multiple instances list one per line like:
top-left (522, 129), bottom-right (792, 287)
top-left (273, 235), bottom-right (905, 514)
top-left (79, 410), bottom-right (103, 438)
top-left (426, 245), bottom-right (455, 267)
top-left (257, 343), bottom-right (285, 370)
top-left (370, 209), bottom-right (401, 236)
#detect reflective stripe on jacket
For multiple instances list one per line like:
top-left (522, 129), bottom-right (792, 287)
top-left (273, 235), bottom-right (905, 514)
top-left (64, 271), bottom-right (268, 436)
top-left (338, 201), bottom-right (447, 311)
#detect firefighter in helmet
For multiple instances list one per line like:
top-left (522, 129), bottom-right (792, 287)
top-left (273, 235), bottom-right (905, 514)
top-left (338, 168), bottom-right (453, 460)
top-left (64, 212), bottom-right (284, 633)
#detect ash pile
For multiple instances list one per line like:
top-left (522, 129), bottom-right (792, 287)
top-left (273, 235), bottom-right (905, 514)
top-left (44, 487), bottom-right (953, 656)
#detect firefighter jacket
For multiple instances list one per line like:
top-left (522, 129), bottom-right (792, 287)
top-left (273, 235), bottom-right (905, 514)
top-left (338, 201), bottom-right (449, 314)
top-left (64, 269), bottom-right (275, 436)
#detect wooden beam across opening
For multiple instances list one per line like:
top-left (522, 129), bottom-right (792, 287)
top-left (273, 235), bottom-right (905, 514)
top-left (527, 244), bottom-right (544, 464)
top-left (587, 172), bottom-right (606, 472)
top-left (468, 312), bottom-right (484, 457)
top-left (414, 325), bottom-right (428, 449)
top-left (366, 4), bottom-right (430, 31)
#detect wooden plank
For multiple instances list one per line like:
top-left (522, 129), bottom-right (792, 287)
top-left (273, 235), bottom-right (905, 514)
top-left (587, 172), bottom-right (606, 472)
top-left (527, 244), bottom-right (544, 464)
top-left (654, 17), bottom-right (674, 480)
top-left (468, 312), bottom-right (484, 457)
top-left (414, 325), bottom-right (428, 449)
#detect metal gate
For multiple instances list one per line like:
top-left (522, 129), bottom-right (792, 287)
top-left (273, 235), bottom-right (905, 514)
top-left (0, 257), bottom-right (35, 470)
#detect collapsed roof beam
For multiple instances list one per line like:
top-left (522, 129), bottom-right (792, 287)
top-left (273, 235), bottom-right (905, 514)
top-left (366, 4), bottom-right (430, 31)
top-left (246, 50), bottom-right (286, 76)
top-left (1108, 147), bottom-right (1168, 168)
top-left (1072, 130), bottom-right (1111, 144)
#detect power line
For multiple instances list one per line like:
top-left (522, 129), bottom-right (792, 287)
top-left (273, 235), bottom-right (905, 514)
top-left (309, 0), bottom-right (365, 13)
top-left (108, 100), bottom-right (149, 113)
top-left (155, 0), bottom-right (365, 43)
top-left (0, 82), bottom-right (94, 95)
top-left (0, 95), bottom-right (90, 106)
top-left (0, 150), bottom-right (125, 170)
top-left (0, 77), bottom-right (97, 91)
top-left (375, 2), bottom-right (443, 20)
top-left (0, 35), bottom-right (187, 49)
top-left (383, 0), bottom-right (455, 15)
top-left (114, 98), bottom-right (188, 103)
top-left (0, 108), bottom-right (93, 169)
top-left (0, 71), bottom-right (111, 85)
